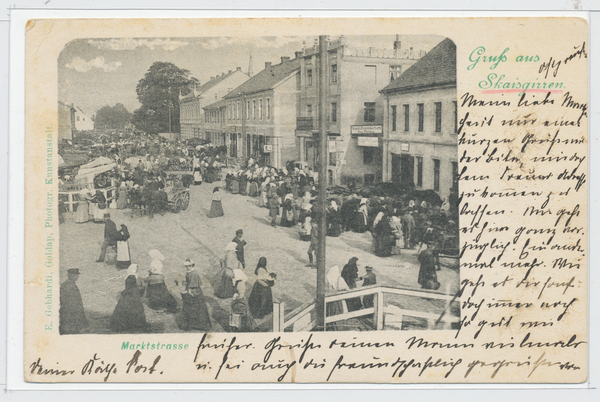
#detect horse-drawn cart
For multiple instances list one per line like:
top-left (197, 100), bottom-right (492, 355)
top-left (166, 187), bottom-right (190, 213)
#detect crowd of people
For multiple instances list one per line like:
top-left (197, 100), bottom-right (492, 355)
top-left (59, 136), bottom-right (457, 334)
top-left (60, 220), bottom-right (278, 334)
top-left (222, 159), bottom-right (457, 266)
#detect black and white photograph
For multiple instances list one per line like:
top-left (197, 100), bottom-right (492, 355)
top-left (56, 34), bottom-right (460, 335)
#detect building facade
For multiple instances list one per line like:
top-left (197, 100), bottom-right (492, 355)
top-left (179, 67), bottom-right (250, 141)
top-left (295, 36), bottom-right (423, 186)
top-left (381, 38), bottom-right (458, 202)
top-left (223, 56), bottom-right (301, 168)
top-left (74, 105), bottom-right (94, 132)
top-left (202, 99), bottom-right (228, 147)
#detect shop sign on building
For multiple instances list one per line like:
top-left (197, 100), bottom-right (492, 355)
top-left (351, 124), bottom-right (383, 135)
top-left (357, 136), bottom-right (379, 147)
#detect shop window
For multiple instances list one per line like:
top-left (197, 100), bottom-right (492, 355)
top-left (363, 147), bottom-right (376, 164)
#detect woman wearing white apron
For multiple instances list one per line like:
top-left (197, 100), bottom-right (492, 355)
top-left (116, 224), bottom-right (131, 270)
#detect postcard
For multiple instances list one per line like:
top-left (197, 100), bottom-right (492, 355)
top-left (20, 16), bottom-right (587, 383)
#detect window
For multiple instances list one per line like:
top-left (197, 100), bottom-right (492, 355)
top-left (246, 101), bottom-right (250, 120)
top-left (331, 102), bottom-right (337, 122)
top-left (329, 152), bottom-right (336, 166)
top-left (434, 102), bottom-right (442, 133)
top-left (230, 133), bottom-right (237, 158)
top-left (237, 102), bottom-right (240, 120)
top-left (416, 156), bottom-right (423, 187)
top-left (259, 99), bottom-right (263, 120)
top-left (451, 161), bottom-right (458, 188)
top-left (390, 65), bottom-right (402, 81)
top-left (331, 64), bottom-right (337, 83)
top-left (307, 69), bottom-right (313, 86)
top-left (267, 98), bottom-right (271, 120)
top-left (433, 159), bottom-right (440, 192)
top-left (364, 102), bottom-right (376, 123)
top-left (391, 105), bottom-right (397, 131)
top-left (363, 147), bottom-right (376, 164)
top-left (252, 100), bottom-right (256, 120)
top-left (453, 101), bottom-right (458, 133)
top-left (228, 103), bottom-right (231, 120)
top-left (403, 104), bottom-right (409, 132)
top-left (307, 104), bottom-right (313, 118)
top-left (417, 103), bottom-right (424, 132)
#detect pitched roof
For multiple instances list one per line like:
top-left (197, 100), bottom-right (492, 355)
top-left (181, 69), bottom-right (245, 99)
top-left (381, 38), bottom-right (456, 94)
top-left (224, 58), bottom-right (300, 99)
top-left (203, 98), bottom-right (227, 111)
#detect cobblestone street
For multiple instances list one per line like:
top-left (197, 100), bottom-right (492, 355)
top-left (60, 177), bottom-right (460, 334)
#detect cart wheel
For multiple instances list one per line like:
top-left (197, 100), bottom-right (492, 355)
top-left (180, 191), bottom-right (190, 210)
top-left (172, 199), bottom-right (182, 213)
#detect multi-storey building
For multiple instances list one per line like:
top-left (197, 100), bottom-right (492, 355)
top-left (202, 99), bottom-right (228, 147)
top-left (295, 36), bottom-right (422, 186)
top-left (380, 38), bottom-right (458, 202)
top-left (179, 67), bottom-right (250, 141)
top-left (223, 55), bottom-right (301, 168)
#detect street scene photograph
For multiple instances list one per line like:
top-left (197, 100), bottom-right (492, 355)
top-left (56, 34), bottom-right (460, 334)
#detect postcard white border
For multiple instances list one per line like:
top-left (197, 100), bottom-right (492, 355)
top-left (5, 6), bottom-right (598, 397)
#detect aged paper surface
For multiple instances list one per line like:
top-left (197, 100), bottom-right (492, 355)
top-left (23, 17), bottom-right (587, 383)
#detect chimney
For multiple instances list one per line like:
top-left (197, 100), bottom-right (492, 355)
top-left (265, 61), bottom-right (272, 68)
top-left (281, 56), bottom-right (290, 63)
top-left (222, 72), bottom-right (225, 76)
top-left (236, 67), bottom-right (241, 71)
top-left (295, 51), bottom-right (302, 59)
top-left (210, 76), bottom-right (214, 80)
top-left (228, 70), bottom-right (232, 73)
top-left (394, 34), bottom-right (402, 50)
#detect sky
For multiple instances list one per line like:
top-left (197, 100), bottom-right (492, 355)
top-left (58, 34), bottom-right (445, 120)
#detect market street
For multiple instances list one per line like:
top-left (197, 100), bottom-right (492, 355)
top-left (59, 173), bottom-right (460, 333)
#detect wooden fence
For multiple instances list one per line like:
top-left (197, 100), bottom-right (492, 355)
top-left (272, 285), bottom-right (459, 332)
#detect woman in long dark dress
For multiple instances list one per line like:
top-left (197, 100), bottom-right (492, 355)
top-left (341, 257), bottom-right (363, 312)
top-left (145, 260), bottom-right (178, 313)
top-left (181, 259), bottom-right (212, 331)
top-left (327, 200), bottom-right (342, 237)
top-left (208, 187), bottom-right (224, 218)
top-left (248, 257), bottom-right (276, 319)
top-left (110, 275), bottom-right (149, 333)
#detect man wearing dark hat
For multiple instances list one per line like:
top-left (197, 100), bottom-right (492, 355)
top-left (96, 213), bottom-right (120, 263)
top-left (362, 266), bottom-right (377, 308)
top-left (59, 269), bottom-right (88, 334)
top-left (232, 229), bottom-right (247, 269)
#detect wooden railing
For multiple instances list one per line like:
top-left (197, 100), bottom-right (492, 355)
top-left (272, 285), bottom-right (459, 332)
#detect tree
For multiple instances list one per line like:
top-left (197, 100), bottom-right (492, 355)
top-left (93, 103), bottom-right (132, 130)
top-left (132, 62), bottom-right (199, 135)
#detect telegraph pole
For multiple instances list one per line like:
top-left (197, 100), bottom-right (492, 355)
top-left (315, 35), bottom-right (328, 330)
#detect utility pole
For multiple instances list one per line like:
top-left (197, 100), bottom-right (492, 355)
top-left (315, 35), bottom-right (328, 330)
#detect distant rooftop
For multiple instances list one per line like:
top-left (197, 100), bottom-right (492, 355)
top-left (224, 57), bottom-right (300, 99)
top-left (381, 38), bottom-right (456, 94)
